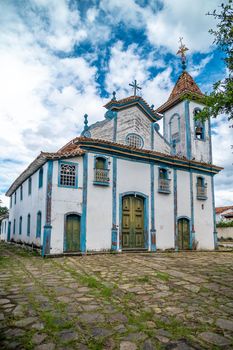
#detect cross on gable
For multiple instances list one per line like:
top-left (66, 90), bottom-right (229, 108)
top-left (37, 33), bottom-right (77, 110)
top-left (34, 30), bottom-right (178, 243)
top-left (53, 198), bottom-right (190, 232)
top-left (129, 80), bottom-right (142, 96)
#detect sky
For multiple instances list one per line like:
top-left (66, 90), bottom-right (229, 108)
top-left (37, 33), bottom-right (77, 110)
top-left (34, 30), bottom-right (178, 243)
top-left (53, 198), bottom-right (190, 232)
top-left (0, 0), bottom-right (232, 208)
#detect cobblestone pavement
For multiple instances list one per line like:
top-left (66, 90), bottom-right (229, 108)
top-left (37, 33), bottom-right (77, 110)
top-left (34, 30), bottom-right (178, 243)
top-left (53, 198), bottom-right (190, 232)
top-left (0, 243), bottom-right (233, 350)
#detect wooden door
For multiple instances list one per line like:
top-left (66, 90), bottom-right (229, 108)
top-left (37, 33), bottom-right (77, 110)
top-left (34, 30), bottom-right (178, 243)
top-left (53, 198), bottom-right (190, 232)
top-left (178, 218), bottom-right (190, 250)
top-left (122, 195), bottom-right (144, 249)
top-left (65, 214), bottom-right (80, 252)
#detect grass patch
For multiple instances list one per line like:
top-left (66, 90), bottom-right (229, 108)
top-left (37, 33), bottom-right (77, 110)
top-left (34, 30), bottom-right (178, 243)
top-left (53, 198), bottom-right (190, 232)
top-left (137, 275), bottom-right (150, 283)
top-left (155, 272), bottom-right (170, 281)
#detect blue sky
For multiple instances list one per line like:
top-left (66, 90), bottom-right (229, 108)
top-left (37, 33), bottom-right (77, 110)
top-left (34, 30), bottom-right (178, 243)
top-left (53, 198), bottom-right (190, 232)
top-left (0, 0), bottom-right (232, 207)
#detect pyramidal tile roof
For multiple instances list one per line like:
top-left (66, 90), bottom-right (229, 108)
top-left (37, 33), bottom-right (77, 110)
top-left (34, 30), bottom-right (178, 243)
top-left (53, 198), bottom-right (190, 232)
top-left (157, 71), bottom-right (204, 113)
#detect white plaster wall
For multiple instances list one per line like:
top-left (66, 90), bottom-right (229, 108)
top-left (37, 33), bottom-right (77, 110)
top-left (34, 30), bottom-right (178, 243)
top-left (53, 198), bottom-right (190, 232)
top-left (50, 157), bottom-right (83, 254)
top-left (86, 153), bottom-right (113, 251)
top-left (193, 173), bottom-right (215, 249)
top-left (153, 130), bottom-right (171, 154)
top-left (0, 218), bottom-right (8, 241)
top-left (189, 101), bottom-right (210, 163)
top-left (177, 170), bottom-right (191, 219)
top-left (217, 227), bottom-right (233, 239)
top-left (8, 163), bottom-right (48, 246)
top-left (155, 167), bottom-right (174, 249)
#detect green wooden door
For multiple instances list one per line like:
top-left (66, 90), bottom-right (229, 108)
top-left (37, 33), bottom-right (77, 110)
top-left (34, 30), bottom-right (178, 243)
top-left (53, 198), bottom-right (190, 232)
top-left (178, 218), bottom-right (190, 250)
top-left (65, 214), bottom-right (80, 252)
top-left (122, 196), bottom-right (144, 249)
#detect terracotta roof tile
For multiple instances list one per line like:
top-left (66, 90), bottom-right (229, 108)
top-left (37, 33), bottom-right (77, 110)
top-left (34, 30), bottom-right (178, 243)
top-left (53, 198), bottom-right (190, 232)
top-left (157, 71), bottom-right (204, 113)
top-left (216, 206), bottom-right (233, 214)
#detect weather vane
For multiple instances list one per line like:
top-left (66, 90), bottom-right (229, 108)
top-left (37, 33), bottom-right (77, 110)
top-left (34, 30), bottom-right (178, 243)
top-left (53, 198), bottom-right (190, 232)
top-left (129, 80), bottom-right (142, 96)
top-left (177, 37), bottom-right (189, 71)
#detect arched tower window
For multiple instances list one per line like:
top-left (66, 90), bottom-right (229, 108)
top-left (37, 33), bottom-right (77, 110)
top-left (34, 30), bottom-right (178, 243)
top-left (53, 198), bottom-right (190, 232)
top-left (194, 109), bottom-right (205, 140)
top-left (169, 114), bottom-right (180, 144)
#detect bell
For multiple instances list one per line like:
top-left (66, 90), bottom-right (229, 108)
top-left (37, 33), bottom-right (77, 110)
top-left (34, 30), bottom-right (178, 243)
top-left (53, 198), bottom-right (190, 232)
top-left (195, 127), bottom-right (202, 136)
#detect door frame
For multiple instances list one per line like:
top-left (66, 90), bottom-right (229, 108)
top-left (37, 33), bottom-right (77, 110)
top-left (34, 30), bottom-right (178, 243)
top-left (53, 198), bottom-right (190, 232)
top-left (119, 191), bottom-right (149, 250)
top-left (177, 216), bottom-right (192, 250)
top-left (63, 212), bottom-right (81, 252)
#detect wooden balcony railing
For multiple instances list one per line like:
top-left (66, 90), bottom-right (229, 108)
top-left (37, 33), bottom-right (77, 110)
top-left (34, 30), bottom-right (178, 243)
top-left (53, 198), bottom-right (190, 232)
top-left (158, 178), bottom-right (171, 194)
top-left (93, 169), bottom-right (110, 185)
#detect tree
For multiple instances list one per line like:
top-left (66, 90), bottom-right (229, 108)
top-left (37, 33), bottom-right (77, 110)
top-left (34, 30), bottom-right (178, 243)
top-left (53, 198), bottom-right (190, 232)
top-left (198, 0), bottom-right (233, 122)
top-left (0, 199), bottom-right (8, 216)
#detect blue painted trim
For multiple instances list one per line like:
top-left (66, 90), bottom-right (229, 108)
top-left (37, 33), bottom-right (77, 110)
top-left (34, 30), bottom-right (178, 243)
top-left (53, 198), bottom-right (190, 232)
top-left (42, 224), bottom-right (52, 257)
top-left (119, 191), bottom-right (149, 250)
top-left (58, 160), bottom-right (78, 188)
top-left (14, 192), bottom-right (16, 205)
top-left (38, 167), bottom-right (43, 189)
top-left (173, 169), bottom-right (178, 250)
top-left (208, 118), bottom-right (213, 163)
top-left (19, 216), bottom-right (22, 235)
top-left (125, 133), bottom-right (144, 149)
top-left (20, 185), bottom-right (23, 201)
top-left (111, 156), bottom-right (117, 250)
top-left (93, 181), bottom-right (110, 186)
top-left (78, 142), bottom-right (220, 175)
top-left (184, 100), bottom-right (192, 160)
top-left (36, 211), bottom-right (42, 238)
top-left (63, 212), bottom-right (81, 252)
top-left (13, 218), bottom-right (15, 235)
top-left (211, 176), bottom-right (218, 249)
top-left (151, 123), bottom-right (154, 150)
top-left (27, 214), bottom-right (30, 236)
top-left (28, 177), bottom-right (32, 195)
top-left (189, 171), bottom-right (195, 248)
top-left (80, 153), bottom-right (88, 252)
top-left (169, 113), bottom-right (181, 144)
top-left (113, 112), bottom-right (117, 142)
top-left (150, 164), bottom-right (156, 251)
top-left (7, 221), bottom-right (11, 242)
top-left (108, 99), bottom-right (160, 122)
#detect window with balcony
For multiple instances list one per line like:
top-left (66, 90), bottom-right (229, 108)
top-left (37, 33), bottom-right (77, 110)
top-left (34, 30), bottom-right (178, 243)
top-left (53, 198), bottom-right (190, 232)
top-left (196, 177), bottom-right (207, 200)
top-left (158, 168), bottom-right (171, 194)
top-left (93, 156), bottom-right (110, 186)
top-left (58, 161), bottom-right (78, 188)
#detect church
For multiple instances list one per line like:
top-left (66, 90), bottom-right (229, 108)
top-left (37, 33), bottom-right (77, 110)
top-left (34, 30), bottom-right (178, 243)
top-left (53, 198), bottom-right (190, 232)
top-left (5, 45), bottom-right (222, 256)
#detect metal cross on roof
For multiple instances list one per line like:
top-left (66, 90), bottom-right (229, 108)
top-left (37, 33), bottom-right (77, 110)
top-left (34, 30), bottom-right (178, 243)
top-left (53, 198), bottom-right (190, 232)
top-left (177, 37), bottom-right (189, 70)
top-left (129, 80), bottom-right (142, 96)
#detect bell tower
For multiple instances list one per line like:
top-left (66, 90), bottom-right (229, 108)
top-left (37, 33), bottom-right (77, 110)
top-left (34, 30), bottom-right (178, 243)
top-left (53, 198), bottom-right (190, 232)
top-left (157, 40), bottom-right (212, 164)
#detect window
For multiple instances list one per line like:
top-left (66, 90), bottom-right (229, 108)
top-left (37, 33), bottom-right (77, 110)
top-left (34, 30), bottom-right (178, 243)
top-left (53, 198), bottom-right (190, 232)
top-left (19, 217), bottom-right (22, 235)
top-left (20, 185), bottom-right (23, 201)
top-left (93, 157), bottom-right (109, 185)
top-left (14, 192), bottom-right (17, 205)
top-left (36, 211), bottom-right (42, 238)
top-left (13, 219), bottom-right (16, 234)
top-left (59, 162), bottom-right (78, 188)
top-left (194, 109), bottom-right (205, 140)
top-left (158, 168), bottom-right (171, 194)
top-left (28, 177), bottom-right (32, 195)
top-left (10, 196), bottom-right (12, 208)
top-left (196, 177), bottom-right (207, 200)
top-left (27, 214), bottom-right (30, 236)
top-left (39, 168), bottom-right (43, 188)
top-left (126, 134), bottom-right (144, 149)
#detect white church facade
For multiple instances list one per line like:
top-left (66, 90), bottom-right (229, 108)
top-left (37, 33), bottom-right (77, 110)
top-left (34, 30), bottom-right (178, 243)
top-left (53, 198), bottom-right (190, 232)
top-left (5, 70), bottom-right (222, 256)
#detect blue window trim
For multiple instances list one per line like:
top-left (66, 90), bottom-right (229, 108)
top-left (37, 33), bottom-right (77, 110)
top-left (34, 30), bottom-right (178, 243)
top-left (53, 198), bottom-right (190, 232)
top-left (125, 133), bottom-right (144, 149)
top-left (28, 177), bottom-right (32, 195)
top-left (20, 185), bottom-right (23, 201)
top-left (94, 155), bottom-right (108, 170)
top-left (169, 113), bottom-right (181, 144)
top-left (193, 108), bottom-right (206, 141)
top-left (27, 214), bottom-right (30, 236)
top-left (13, 219), bottom-right (16, 235)
top-left (58, 160), bottom-right (78, 189)
top-left (14, 191), bottom-right (16, 205)
top-left (19, 216), bottom-right (22, 235)
top-left (36, 211), bottom-right (42, 238)
top-left (39, 168), bottom-right (43, 189)
top-left (10, 196), bottom-right (12, 208)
